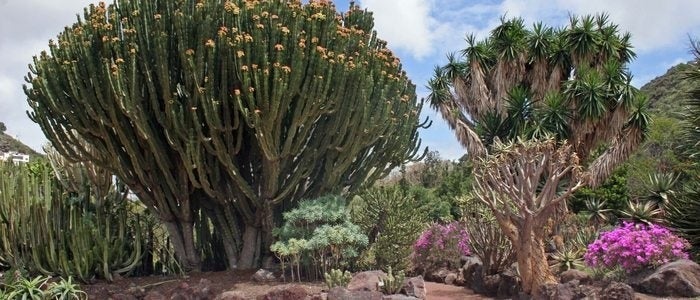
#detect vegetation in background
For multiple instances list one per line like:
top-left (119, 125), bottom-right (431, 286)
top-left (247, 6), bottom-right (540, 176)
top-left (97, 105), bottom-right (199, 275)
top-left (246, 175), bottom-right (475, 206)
top-left (349, 187), bottom-right (428, 271)
top-left (666, 40), bottom-right (700, 259)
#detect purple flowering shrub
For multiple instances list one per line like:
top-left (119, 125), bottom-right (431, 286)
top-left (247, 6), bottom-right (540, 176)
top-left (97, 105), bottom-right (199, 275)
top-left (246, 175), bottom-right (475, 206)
top-left (411, 222), bottom-right (470, 275)
top-left (584, 222), bottom-right (690, 273)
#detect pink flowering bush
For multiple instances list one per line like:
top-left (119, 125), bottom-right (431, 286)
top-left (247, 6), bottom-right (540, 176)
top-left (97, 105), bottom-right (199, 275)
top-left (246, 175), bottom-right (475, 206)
top-left (411, 222), bottom-right (470, 275)
top-left (584, 222), bottom-right (690, 273)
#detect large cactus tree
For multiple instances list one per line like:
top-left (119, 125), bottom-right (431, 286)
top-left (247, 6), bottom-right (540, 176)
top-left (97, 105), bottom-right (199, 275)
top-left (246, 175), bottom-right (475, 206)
top-left (25, 0), bottom-right (425, 270)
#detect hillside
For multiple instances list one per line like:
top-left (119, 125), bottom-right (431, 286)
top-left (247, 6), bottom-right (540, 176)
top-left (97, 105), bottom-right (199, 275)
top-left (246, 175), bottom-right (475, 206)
top-left (624, 60), bottom-right (697, 195)
top-left (0, 122), bottom-right (40, 156)
top-left (640, 62), bottom-right (695, 116)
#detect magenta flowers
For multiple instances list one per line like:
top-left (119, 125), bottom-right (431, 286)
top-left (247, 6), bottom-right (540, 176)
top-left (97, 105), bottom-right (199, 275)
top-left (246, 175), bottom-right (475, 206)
top-left (411, 222), bottom-right (470, 274)
top-left (584, 222), bottom-right (690, 273)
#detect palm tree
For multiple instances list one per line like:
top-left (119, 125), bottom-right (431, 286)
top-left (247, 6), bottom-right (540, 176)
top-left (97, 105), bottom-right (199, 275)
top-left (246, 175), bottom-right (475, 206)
top-left (427, 14), bottom-right (649, 188)
top-left (429, 14), bottom-right (650, 295)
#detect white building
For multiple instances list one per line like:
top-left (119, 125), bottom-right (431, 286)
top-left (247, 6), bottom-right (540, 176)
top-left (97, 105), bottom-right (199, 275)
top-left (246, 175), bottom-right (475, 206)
top-left (0, 151), bottom-right (30, 164)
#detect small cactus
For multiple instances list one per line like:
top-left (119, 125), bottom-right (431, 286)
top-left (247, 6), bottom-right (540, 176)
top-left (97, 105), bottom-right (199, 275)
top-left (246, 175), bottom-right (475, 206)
top-left (380, 266), bottom-right (405, 295)
top-left (323, 269), bottom-right (352, 289)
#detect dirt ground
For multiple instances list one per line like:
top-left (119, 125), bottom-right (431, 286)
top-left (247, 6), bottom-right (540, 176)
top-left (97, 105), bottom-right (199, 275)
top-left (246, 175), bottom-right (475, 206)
top-left (80, 269), bottom-right (488, 299)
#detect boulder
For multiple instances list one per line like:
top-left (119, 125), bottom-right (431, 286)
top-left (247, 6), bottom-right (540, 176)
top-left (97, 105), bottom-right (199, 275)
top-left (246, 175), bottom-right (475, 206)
top-left (630, 259), bottom-right (700, 297)
top-left (427, 267), bottom-right (450, 283)
top-left (215, 291), bottom-right (247, 300)
top-left (402, 276), bottom-right (426, 299)
top-left (538, 280), bottom-right (578, 300)
top-left (327, 287), bottom-right (383, 300)
top-left (347, 270), bottom-right (387, 292)
top-left (461, 256), bottom-right (483, 291)
top-left (601, 282), bottom-right (634, 300)
top-left (481, 274), bottom-right (500, 297)
top-left (252, 268), bottom-right (277, 282)
top-left (497, 267), bottom-right (521, 298)
top-left (256, 284), bottom-right (309, 300)
top-left (444, 272), bottom-right (458, 285)
top-left (560, 269), bottom-right (591, 285)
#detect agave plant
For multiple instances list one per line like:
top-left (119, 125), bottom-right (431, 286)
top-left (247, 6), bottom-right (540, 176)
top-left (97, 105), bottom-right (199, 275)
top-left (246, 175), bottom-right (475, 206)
top-left (620, 200), bottom-right (663, 225)
top-left (47, 277), bottom-right (87, 300)
top-left (6, 275), bottom-right (49, 300)
top-left (583, 198), bottom-right (612, 226)
top-left (549, 245), bottom-right (584, 273)
top-left (645, 172), bottom-right (678, 209)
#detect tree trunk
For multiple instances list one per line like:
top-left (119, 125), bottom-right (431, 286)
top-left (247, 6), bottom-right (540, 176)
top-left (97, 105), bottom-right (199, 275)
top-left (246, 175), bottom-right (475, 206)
top-left (164, 221), bottom-right (201, 271)
top-left (516, 226), bottom-right (556, 296)
top-left (238, 224), bottom-right (260, 269)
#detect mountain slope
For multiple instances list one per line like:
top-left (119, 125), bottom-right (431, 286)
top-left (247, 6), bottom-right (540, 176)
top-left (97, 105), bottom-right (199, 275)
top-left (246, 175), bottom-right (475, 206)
top-left (624, 60), bottom-right (697, 195)
top-left (0, 128), bottom-right (39, 156)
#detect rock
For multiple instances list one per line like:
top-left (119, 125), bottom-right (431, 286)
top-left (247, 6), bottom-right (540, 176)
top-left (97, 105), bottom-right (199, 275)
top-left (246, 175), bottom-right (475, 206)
top-left (402, 276), bottom-right (426, 299)
top-left (461, 256), bottom-right (483, 291)
top-left (444, 272), bottom-right (458, 285)
top-left (427, 267), bottom-right (450, 282)
top-left (560, 269), bottom-right (591, 285)
top-left (479, 274), bottom-right (501, 297)
top-left (497, 267), bottom-right (521, 298)
top-left (381, 295), bottom-right (420, 300)
top-left (193, 278), bottom-right (216, 299)
top-left (256, 284), bottom-right (309, 300)
top-left (252, 268), bottom-right (277, 282)
top-left (630, 259), bottom-right (700, 297)
top-left (539, 280), bottom-right (596, 300)
top-left (327, 287), bottom-right (383, 300)
top-left (347, 270), bottom-right (387, 292)
top-left (215, 291), bottom-right (247, 300)
top-left (601, 282), bottom-right (635, 300)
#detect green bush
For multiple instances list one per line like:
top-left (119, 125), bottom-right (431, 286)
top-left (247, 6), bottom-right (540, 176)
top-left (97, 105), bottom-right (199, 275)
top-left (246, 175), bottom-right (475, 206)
top-left (271, 195), bottom-right (367, 281)
top-left (349, 187), bottom-right (427, 270)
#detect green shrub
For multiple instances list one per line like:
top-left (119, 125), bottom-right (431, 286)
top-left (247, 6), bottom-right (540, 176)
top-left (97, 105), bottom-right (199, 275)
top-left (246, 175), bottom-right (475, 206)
top-left (271, 195), bottom-right (367, 281)
top-left (349, 187), bottom-right (427, 270)
top-left (460, 195), bottom-right (515, 275)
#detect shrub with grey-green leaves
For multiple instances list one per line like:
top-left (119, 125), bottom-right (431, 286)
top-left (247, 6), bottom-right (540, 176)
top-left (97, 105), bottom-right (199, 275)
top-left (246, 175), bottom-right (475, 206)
top-left (271, 195), bottom-right (367, 281)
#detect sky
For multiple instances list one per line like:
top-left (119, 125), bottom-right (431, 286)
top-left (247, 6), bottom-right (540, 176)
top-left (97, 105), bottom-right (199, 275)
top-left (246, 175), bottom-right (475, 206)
top-left (1, 0), bottom-right (700, 160)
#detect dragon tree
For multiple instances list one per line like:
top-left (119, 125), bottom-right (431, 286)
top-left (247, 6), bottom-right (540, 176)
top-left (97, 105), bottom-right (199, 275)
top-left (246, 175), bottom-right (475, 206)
top-left (25, 0), bottom-right (426, 270)
top-left (428, 15), bottom-right (649, 295)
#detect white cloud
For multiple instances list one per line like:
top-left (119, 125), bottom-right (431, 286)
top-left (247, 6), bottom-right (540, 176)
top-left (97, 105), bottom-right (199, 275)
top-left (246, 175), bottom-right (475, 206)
top-left (0, 0), bottom-right (95, 151)
top-left (498, 0), bottom-right (700, 53)
top-left (359, 0), bottom-right (436, 59)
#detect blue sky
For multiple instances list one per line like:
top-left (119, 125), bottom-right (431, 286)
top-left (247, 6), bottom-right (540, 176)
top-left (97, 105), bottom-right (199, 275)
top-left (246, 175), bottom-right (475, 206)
top-left (1, 0), bottom-right (700, 160)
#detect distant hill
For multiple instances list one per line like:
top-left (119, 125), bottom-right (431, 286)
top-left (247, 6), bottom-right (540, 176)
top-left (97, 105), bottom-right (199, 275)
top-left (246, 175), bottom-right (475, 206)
top-left (0, 125), bottom-right (40, 156)
top-left (640, 62), bottom-right (694, 116)
top-left (624, 60), bottom-right (697, 195)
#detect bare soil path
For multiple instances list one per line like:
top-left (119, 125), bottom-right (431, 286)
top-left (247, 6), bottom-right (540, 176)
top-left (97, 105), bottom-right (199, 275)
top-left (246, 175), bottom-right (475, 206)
top-left (425, 281), bottom-right (491, 300)
top-left (80, 270), bottom-right (493, 299)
